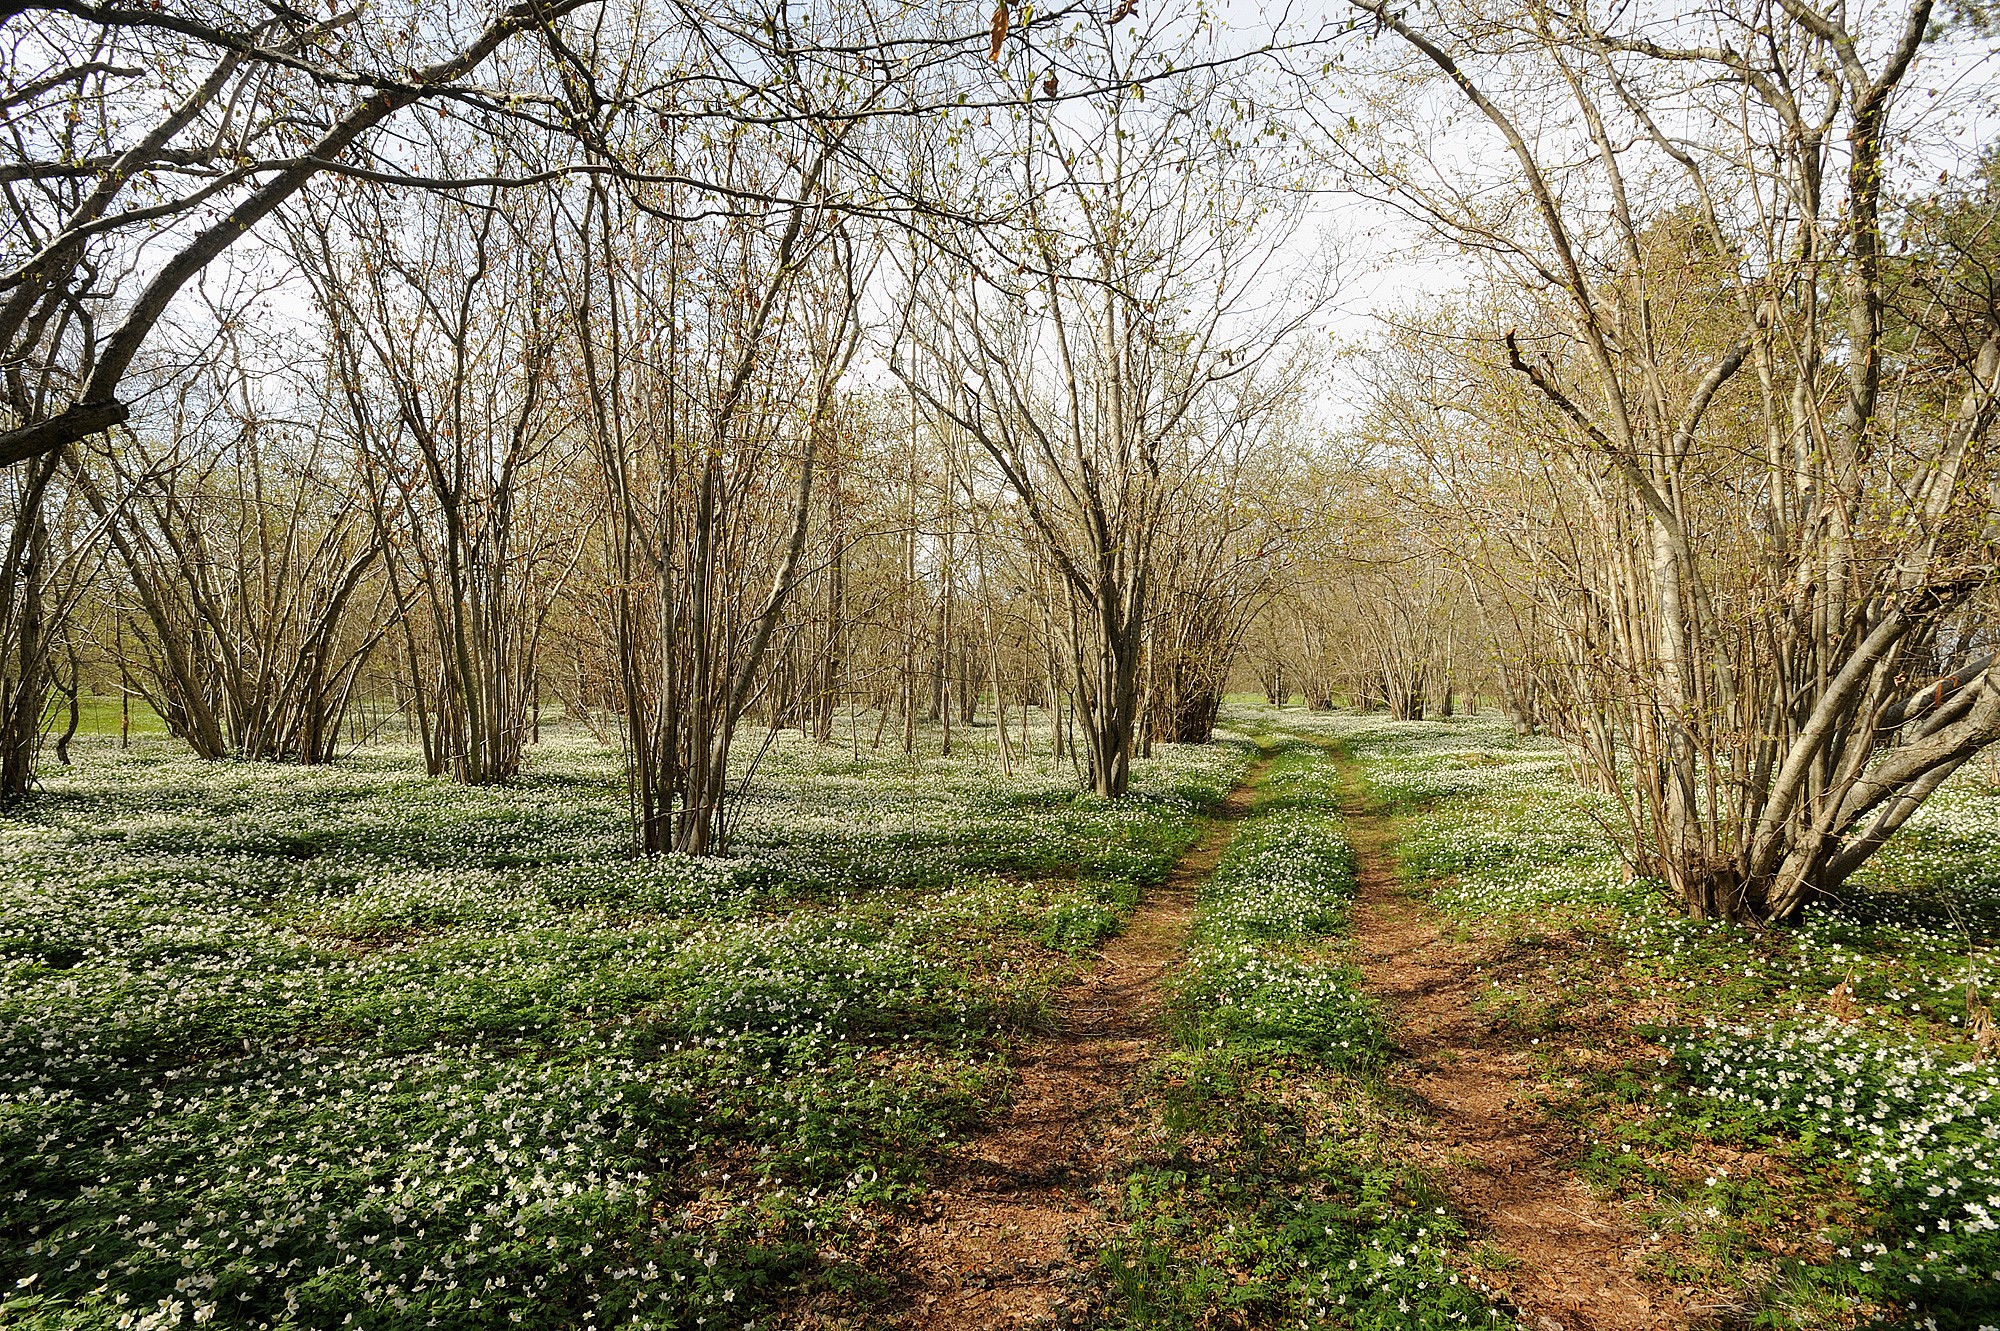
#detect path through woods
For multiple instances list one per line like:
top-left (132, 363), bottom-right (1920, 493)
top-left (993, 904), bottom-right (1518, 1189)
top-left (879, 757), bottom-right (1270, 1328)
top-left (873, 744), bottom-right (1691, 1331)
top-left (1334, 752), bottom-right (1688, 1331)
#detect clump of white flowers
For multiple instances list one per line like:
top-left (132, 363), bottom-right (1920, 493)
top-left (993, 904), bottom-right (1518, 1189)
top-left (1324, 707), bottom-right (2000, 1324)
top-left (0, 722), bottom-right (1246, 1329)
top-left (1173, 761), bottom-right (1384, 1062)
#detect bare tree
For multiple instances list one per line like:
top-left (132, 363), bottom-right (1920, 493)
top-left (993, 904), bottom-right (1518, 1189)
top-left (902, 22), bottom-right (1326, 794)
top-left (1141, 383), bottom-right (1306, 745)
top-left (1334, 0), bottom-right (2000, 921)
top-left (68, 318), bottom-right (387, 762)
top-left (562, 118), bottom-right (864, 851)
top-left (0, 449), bottom-right (100, 793)
top-left (0, 0), bottom-right (631, 798)
top-left (296, 178), bottom-right (584, 784)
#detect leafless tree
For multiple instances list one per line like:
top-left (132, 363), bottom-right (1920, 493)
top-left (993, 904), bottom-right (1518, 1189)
top-left (0, 449), bottom-right (100, 793)
top-left (902, 20), bottom-right (1328, 794)
top-left (296, 178), bottom-right (585, 784)
top-left (1141, 381), bottom-right (1306, 745)
top-left (67, 315), bottom-right (387, 761)
top-left (1332, 0), bottom-right (2000, 921)
top-left (562, 121), bottom-right (864, 851)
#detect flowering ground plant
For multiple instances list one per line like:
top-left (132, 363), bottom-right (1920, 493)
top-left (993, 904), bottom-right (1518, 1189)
top-left (0, 725), bottom-right (1242, 1330)
top-left (1324, 709), bottom-right (2000, 1329)
top-left (1093, 738), bottom-right (1507, 1330)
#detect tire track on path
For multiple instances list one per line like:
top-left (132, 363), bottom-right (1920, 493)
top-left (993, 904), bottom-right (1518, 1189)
top-left (1332, 747), bottom-right (1688, 1331)
top-left (880, 753), bottom-right (1273, 1330)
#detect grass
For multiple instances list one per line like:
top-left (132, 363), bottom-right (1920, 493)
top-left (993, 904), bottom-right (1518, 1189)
top-left (1311, 709), bottom-right (2000, 1331)
top-left (52, 695), bottom-right (169, 739)
top-left (0, 725), bottom-right (1244, 1330)
top-left (1081, 738), bottom-right (1508, 1330)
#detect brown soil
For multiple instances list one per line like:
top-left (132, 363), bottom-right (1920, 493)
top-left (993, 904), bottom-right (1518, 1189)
top-left (1336, 756), bottom-right (1691, 1331)
top-left (877, 758), bottom-right (1270, 1329)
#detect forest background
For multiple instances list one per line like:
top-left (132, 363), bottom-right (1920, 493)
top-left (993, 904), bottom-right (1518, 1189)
top-left (1, 0), bottom-right (1997, 922)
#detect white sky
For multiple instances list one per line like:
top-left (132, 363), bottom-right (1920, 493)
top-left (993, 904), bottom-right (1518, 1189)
top-left (177, 0), bottom-right (1998, 438)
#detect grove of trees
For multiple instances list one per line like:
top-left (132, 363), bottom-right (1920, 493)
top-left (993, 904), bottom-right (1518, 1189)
top-left (3, 0), bottom-right (1994, 924)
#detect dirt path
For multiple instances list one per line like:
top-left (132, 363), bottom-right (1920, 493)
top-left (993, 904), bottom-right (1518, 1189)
top-left (880, 758), bottom-right (1269, 1329)
top-left (1334, 753), bottom-right (1686, 1331)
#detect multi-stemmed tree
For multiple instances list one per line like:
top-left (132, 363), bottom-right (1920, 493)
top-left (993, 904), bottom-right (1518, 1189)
top-left (68, 317), bottom-right (389, 763)
top-left (1336, 0), bottom-right (2000, 921)
top-left (0, 0), bottom-right (603, 790)
top-left (559, 104), bottom-right (864, 851)
top-left (900, 15), bottom-right (1328, 795)
top-left (295, 175), bottom-right (588, 784)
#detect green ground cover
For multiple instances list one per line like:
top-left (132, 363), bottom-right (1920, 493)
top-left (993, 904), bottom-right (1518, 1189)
top-left (1316, 712), bottom-right (2000, 1330)
top-left (0, 729), bottom-right (1243, 1330)
top-left (53, 697), bottom-right (168, 739)
top-left (1089, 735), bottom-right (1507, 1330)
top-left (13, 705), bottom-right (1988, 1329)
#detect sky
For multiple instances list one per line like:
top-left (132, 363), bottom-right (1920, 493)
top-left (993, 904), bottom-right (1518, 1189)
top-left (133, 0), bottom-right (2000, 443)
